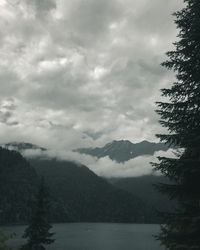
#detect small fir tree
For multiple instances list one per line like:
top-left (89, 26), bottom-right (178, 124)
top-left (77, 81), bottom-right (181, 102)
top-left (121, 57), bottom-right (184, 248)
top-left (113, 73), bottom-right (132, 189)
top-left (153, 0), bottom-right (200, 249)
top-left (21, 179), bottom-right (54, 250)
top-left (0, 230), bottom-right (13, 250)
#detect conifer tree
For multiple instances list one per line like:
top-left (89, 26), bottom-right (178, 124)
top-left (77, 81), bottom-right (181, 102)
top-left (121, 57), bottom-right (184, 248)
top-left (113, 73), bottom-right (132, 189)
top-left (0, 230), bottom-right (12, 250)
top-left (21, 179), bottom-right (54, 250)
top-left (153, 0), bottom-right (200, 249)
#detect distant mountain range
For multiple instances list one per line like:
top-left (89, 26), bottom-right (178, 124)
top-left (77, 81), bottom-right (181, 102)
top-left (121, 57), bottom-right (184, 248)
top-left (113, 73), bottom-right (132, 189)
top-left (76, 140), bottom-right (169, 162)
top-left (1, 140), bottom-right (169, 164)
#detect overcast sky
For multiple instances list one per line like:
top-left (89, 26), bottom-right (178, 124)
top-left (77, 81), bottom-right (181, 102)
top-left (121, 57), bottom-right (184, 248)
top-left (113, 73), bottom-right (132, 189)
top-left (0, 0), bottom-right (183, 151)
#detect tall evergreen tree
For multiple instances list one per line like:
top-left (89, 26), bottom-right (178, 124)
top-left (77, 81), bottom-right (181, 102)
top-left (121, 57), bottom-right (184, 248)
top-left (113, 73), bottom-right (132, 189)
top-left (153, 0), bottom-right (200, 249)
top-left (21, 179), bottom-right (54, 250)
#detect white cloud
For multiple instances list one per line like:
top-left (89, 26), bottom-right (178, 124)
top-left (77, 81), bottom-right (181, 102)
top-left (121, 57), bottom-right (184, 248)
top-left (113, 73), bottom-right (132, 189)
top-left (0, 0), bottom-right (183, 151)
top-left (21, 147), bottom-right (175, 178)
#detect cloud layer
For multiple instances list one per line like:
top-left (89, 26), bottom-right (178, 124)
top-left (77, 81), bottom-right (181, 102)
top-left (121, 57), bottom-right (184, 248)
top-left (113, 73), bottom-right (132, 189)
top-left (21, 147), bottom-right (175, 178)
top-left (0, 0), bottom-right (183, 150)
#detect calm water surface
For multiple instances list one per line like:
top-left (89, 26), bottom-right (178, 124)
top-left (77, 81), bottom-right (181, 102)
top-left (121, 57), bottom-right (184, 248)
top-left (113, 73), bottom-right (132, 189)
top-left (4, 223), bottom-right (164, 250)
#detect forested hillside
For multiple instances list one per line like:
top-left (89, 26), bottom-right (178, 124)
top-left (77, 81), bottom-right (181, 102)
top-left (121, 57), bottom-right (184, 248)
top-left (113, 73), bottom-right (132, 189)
top-left (110, 175), bottom-right (176, 215)
top-left (0, 147), bottom-right (157, 224)
top-left (0, 147), bottom-right (38, 224)
top-left (30, 158), bottom-right (149, 223)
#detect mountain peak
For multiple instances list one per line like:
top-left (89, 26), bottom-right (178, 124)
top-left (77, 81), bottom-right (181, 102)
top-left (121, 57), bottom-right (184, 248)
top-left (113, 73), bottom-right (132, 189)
top-left (76, 140), bottom-right (169, 163)
top-left (112, 139), bottom-right (132, 144)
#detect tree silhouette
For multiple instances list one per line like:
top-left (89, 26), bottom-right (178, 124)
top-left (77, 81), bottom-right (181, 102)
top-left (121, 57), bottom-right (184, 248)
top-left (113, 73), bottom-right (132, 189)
top-left (153, 0), bottom-right (200, 249)
top-left (21, 179), bottom-right (54, 250)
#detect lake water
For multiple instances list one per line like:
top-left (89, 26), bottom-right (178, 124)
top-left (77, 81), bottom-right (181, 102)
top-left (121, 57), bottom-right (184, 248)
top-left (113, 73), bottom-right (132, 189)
top-left (3, 223), bottom-right (164, 250)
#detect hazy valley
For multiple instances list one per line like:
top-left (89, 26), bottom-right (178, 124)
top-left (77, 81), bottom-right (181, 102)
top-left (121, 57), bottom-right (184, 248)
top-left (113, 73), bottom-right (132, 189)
top-left (0, 140), bottom-right (172, 225)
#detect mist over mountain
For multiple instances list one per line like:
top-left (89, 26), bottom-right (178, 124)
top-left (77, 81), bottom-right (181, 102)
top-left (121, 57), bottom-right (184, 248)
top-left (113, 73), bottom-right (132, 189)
top-left (0, 140), bottom-right (174, 224)
top-left (1, 142), bottom-right (46, 152)
top-left (0, 140), bottom-right (172, 178)
top-left (0, 146), bottom-right (158, 224)
top-left (76, 140), bottom-right (169, 163)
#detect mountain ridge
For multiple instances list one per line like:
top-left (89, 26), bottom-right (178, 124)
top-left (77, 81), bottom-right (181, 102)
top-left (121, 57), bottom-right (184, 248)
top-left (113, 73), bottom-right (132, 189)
top-left (76, 139), bottom-right (169, 163)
